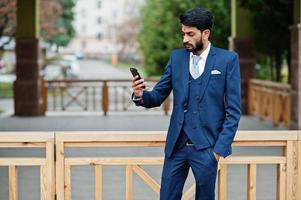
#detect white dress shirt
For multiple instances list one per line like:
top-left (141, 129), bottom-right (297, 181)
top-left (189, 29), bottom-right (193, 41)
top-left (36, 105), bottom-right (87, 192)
top-left (189, 42), bottom-right (211, 79)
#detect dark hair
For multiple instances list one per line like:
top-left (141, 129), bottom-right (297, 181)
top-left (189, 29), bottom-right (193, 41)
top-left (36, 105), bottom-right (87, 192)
top-left (179, 7), bottom-right (214, 31)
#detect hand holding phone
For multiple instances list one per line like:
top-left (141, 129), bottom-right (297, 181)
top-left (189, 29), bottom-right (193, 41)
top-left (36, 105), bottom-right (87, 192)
top-left (130, 67), bottom-right (146, 97)
top-left (130, 67), bottom-right (145, 89)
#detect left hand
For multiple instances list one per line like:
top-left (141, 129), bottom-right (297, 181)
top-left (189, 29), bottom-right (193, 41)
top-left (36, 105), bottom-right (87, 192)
top-left (213, 152), bottom-right (220, 162)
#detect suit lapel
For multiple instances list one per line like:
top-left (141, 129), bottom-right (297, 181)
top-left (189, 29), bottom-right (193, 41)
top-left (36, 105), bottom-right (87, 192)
top-left (198, 46), bottom-right (217, 102)
top-left (181, 50), bottom-right (190, 100)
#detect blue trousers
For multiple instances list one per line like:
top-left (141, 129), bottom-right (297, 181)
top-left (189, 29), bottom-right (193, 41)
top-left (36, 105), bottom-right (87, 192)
top-left (160, 146), bottom-right (218, 200)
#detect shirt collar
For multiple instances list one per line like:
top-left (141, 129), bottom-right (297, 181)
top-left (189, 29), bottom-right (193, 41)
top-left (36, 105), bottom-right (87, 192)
top-left (190, 42), bottom-right (211, 61)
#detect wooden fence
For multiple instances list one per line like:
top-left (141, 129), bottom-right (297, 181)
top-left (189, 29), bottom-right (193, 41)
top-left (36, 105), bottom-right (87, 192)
top-left (41, 80), bottom-right (171, 115)
top-left (248, 79), bottom-right (291, 127)
top-left (0, 132), bottom-right (55, 200)
top-left (0, 131), bottom-right (301, 200)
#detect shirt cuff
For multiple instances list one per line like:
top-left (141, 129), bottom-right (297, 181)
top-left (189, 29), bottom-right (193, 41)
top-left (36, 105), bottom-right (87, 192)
top-left (132, 95), bottom-right (142, 102)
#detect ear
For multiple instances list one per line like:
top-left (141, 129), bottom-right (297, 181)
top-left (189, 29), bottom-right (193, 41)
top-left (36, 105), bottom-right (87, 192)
top-left (202, 29), bottom-right (211, 40)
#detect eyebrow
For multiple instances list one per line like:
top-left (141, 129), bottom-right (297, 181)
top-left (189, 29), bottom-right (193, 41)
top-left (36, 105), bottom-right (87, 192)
top-left (182, 31), bottom-right (194, 35)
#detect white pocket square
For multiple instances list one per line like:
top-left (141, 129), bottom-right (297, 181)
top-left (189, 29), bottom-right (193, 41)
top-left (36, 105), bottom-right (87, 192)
top-left (211, 69), bottom-right (221, 75)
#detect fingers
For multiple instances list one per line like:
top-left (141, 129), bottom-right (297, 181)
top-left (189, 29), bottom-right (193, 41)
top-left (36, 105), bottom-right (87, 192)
top-left (131, 76), bottom-right (146, 98)
top-left (133, 81), bottom-right (146, 91)
top-left (131, 78), bottom-right (146, 89)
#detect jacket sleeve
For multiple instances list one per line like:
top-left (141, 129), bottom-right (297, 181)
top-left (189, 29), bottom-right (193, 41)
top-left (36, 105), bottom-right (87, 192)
top-left (133, 56), bottom-right (172, 108)
top-left (213, 53), bottom-right (241, 158)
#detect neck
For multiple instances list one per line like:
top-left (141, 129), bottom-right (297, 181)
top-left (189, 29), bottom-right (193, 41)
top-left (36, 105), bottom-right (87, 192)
top-left (194, 41), bottom-right (209, 56)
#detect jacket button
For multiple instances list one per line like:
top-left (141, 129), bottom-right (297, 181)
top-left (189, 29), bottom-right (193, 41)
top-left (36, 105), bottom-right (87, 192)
top-left (184, 109), bottom-right (187, 113)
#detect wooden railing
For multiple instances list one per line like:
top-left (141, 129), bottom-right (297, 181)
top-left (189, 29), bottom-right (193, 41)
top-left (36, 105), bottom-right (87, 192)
top-left (0, 132), bottom-right (55, 200)
top-left (248, 79), bottom-right (291, 127)
top-left (1, 131), bottom-right (300, 200)
top-left (41, 79), bottom-right (171, 115)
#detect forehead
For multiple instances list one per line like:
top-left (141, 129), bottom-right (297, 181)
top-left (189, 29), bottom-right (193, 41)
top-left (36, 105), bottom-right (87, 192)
top-left (181, 24), bottom-right (199, 33)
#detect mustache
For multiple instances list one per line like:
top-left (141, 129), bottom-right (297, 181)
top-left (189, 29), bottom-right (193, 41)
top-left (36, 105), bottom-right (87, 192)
top-left (183, 42), bottom-right (192, 47)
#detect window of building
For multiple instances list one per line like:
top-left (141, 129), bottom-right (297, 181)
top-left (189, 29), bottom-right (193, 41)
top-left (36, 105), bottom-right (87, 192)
top-left (97, 0), bottom-right (102, 8)
top-left (97, 17), bottom-right (102, 24)
top-left (97, 33), bottom-right (102, 40)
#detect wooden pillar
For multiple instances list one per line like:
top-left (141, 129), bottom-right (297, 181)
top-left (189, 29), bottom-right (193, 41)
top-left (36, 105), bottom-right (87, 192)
top-left (229, 0), bottom-right (256, 114)
top-left (290, 0), bottom-right (301, 129)
top-left (14, 0), bottom-right (43, 116)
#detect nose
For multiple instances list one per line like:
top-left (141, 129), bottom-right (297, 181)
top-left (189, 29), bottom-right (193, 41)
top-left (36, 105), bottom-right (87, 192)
top-left (183, 35), bottom-right (189, 43)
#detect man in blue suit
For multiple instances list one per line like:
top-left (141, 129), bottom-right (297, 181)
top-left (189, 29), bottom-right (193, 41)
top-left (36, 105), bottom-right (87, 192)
top-left (132, 7), bottom-right (241, 200)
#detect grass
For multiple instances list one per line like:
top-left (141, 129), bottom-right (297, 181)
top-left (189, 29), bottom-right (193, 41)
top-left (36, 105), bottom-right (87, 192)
top-left (0, 82), bottom-right (13, 98)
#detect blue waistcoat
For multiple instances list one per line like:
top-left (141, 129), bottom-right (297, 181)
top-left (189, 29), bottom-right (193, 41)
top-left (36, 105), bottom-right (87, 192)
top-left (175, 73), bottom-right (212, 150)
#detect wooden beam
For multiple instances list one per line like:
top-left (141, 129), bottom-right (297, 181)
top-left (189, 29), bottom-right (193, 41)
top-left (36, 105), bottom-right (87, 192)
top-left (95, 165), bottom-right (103, 200)
top-left (247, 164), bottom-right (257, 200)
top-left (9, 166), bottom-right (18, 200)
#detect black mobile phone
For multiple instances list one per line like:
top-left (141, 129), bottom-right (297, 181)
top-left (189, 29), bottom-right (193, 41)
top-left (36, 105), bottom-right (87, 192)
top-left (130, 67), bottom-right (145, 88)
top-left (130, 67), bottom-right (142, 80)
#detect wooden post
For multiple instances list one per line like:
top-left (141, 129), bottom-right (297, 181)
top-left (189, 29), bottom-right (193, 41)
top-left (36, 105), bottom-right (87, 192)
top-left (9, 166), bottom-right (18, 200)
top-left (277, 163), bottom-right (286, 200)
top-left (230, 0), bottom-right (256, 115)
top-left (95, 165), bottom-right (103, 200)
top-left (102, 81), bottom-right (109, 116)
top-left (64, 165), bottom-right (71, 200)
top-left (40, 80), bottom-right (47, 115)
top-left (126, 165), bottom-right (133, 200)
top-left (46, 141), bottom-right (55, 200)
top-left (41, 166), bottom-right (47, 200)
top-left (247, 164), bottom-right (257, 200)
top-left (56, 141), bottom-right (65, 200)
top-left (297, 131), bottom-right (301, 200)
top-left (14, 0), bottom-right (42, 116)
top-left (285, 141), bottom-right (298, 200)
top-left (290, 0), bottom-right (301, 129)
top-left (218, 164), bottom-right (227, 200)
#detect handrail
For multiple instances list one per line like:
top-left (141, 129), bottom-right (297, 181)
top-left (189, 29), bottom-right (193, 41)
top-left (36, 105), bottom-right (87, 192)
top-left (41, 79), bottom-right (171, 115)
top-left (248, 79), bottom-right (291, 127)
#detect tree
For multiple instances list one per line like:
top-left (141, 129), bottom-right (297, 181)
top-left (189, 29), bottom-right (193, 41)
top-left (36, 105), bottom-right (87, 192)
top-left (138, 0), bottom-right (230, 76)
top-left (239, 0), bottom-right (293, 82)
top-left (0, 0), bottom-right (16, 56)
top-left (47, 0), bottom-right (75, 48)
top-left (0, 0), bottom-right (75, 54)
top-left (40, 0), bottom-right (63, 41)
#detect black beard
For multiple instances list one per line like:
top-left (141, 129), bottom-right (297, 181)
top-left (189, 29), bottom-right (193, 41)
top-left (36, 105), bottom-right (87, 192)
top-left (192, 40), bottom-right (203, 54)
top-left (183, 39), bottom-right (204, 53)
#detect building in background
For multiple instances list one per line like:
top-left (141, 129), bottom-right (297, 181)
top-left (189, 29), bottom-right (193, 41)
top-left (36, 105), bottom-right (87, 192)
top-left (65, 0), bottom-right (144, 61)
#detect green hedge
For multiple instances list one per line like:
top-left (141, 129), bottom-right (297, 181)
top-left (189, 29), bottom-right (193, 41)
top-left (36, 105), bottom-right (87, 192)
top-left (0, 82), bottom-right (13, 98)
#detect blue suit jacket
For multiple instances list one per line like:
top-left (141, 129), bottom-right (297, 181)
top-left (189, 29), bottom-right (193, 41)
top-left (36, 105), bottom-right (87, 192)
top-left (135, 46), bottom-right (241, 158)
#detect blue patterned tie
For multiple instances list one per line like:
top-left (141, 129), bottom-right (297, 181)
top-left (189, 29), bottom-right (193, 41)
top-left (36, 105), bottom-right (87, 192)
top-left (191, 55), bottom-right (201, 79)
